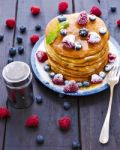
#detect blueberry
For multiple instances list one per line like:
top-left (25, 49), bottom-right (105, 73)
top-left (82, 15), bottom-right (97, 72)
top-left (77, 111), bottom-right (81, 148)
top-left (9, 47), bottom-right (16, 57)
top-left (63, 101), bottom-right (71, 110)
top-left (60, 29), bottom-right (67, 36)
top-left (18, 46), bottom-right (24, 54)
top-left (83, 81), bottom-right (90, 87)
top-left (99, 27), bottom-right (107, 35)
top-left (58, 15), bottom-right (67, 22)
top-left (58, 93), bottom-right (65, 98)
top-left (99, 71), bottom-right (106, 79)
top-left (75, 42), bottom-right (82, 50)
top-left (17, 36), bottom-right (22, 44)
top-left (35, 24), bottom-right (41, 31)
top-left (79, 28), bottom-right (88, 37)
top-left (7, 57), bottom-right (14, 64)
top-left (77, 82), bottom-right (83, 88)
top-left (0, 34), bottom-right (4, 42)
top-left (89, 15), bottom-right (96, 21)
top-left (104, 65), bottom-right (112, 72)
top-left (44, 64), bottom-right (51, 72)
top-left (19, 26), bottom-right (26, 34)
top-left (36, 95), bottom-right (43, 104)
top-left (49, 72), bottom-right (55, 78)
top-left (111, 7), bottom-right (116, 12)
top-left (72, 141), bottom-right (80, 149)
top-left (36, 135), bottom-right (44, 145)
top-left (65, 80), bottom-right (69, 85)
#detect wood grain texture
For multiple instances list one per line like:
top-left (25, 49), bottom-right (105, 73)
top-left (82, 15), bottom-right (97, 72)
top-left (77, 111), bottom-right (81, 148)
top-left (4, 0), bottom-right (80, 150)
top-left (0, 0), bottom-right (17, 149)
top-left (74, 0), bottom-right (120, 149)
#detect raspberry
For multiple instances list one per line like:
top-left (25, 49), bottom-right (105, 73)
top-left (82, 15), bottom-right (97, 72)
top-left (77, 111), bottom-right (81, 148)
top-left (108, 53), bottom-right (116, 63)
top-left (90, 6), bottom-right (102, 17)
top-left (87, 32), bottom-right (101, 44)
top-left (91, 74), bottom-right (103, 84)
top-left (25, 115), bottom-right (39, 127)
top-left (6, 19), bottom-right (16, 29)
top-left (58, 1), bottom-right (68, 13)
top-left (77, 10), bottom-right (88, 25)
top-left (0, 107), bottom-right (11, 119)
top-left (31, 5), bottom-right (40, 15)
top-left (62, 34), bottom-right (75, 49)
top-left (64, 81), bottom-right (79, 93)
top-left (36, 51), bottom-right (48, 63)
top-left (52, 74), bottom-right (64, 85)
top-left (30, 34), bottom-right (39, 45)
top-left (58, 116), bottom-right (71, 131)
top-left (117, 19), bottom-right (120, 26)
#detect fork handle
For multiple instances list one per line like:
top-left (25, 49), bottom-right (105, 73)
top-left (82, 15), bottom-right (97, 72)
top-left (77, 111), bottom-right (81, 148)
top-left (99, 85), bottom-right (114, 144)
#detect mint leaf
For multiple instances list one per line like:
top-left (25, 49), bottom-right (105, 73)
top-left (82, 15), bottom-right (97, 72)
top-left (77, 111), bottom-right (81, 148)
top-left (46, 31), bottom-right (58, 44)
top-left (59, 21), bottom-right (69, 30)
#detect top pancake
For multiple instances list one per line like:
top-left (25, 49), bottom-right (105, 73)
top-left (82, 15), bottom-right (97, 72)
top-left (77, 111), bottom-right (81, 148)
top-left (45, 13), bottom-right (110, 58)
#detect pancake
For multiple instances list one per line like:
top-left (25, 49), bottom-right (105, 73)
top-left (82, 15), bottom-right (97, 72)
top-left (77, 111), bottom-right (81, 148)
top-left (44, 12), bottom-right (109, 82)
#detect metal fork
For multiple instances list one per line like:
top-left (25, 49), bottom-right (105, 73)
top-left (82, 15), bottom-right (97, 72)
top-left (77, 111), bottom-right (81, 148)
top-left (99, 66), bottom-right (120, 144)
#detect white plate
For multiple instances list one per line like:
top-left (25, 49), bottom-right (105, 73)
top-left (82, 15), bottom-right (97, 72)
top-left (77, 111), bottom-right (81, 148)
top-left (31, 36), bottom-right (120, 96)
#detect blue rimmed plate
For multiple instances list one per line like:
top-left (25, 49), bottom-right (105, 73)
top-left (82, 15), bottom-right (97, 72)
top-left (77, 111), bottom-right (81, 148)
top-left (31, 36), bottom-right (120, 96)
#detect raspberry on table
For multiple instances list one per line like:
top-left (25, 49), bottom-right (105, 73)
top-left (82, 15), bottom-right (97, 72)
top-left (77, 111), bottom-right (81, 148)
top-left (0, 107), bottom-right (11, 119)
top-left (58, 116), bottom-right (71, 131)
top-left (90, 6), bottom-right (102, 17)
top-left (58, 1), bottom-right (68, 13)
top-left (31, 5), bottom-right (41, 15)
top-left (6, 18), bottom-right (16, 29)
top-left (25, 114), bottom-right (39, 127)
top-left (30, 34), bottom-right (39, 45)
top-left (117, 19), bottom-right (120, 27)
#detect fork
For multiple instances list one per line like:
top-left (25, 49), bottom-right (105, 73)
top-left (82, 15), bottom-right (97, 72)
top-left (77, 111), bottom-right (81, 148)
top-left (99, 66), bottom-right (120, 144)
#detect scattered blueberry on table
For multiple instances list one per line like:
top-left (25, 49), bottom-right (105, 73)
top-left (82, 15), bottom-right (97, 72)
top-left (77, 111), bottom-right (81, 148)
top-left (19, 26), bottom-right (26, 34)
top-left (36, 135), bottom-right (44, 145)
top-left (36, 95), bottom-right (43, 104)
top-left (9, 47), bottom-right (16, 57)
top-left (72, 141), bottom-right (80, 149)
top-left (58, 93), bottom-right (65, 98)
top-left (35, 24), bottom-right (41, 31)
top-left (111, 7), bottom-right (116, 12)
top-left (63, 101), bottom-right (71, 110)
top-left (17, 36), bottom-right (23, 44)
top-left (7, 58), bottom-right (14, 64)
top-left (0, 34), bottom-right (4, 42)
top-left (18, 46), bottom-right (24, 54)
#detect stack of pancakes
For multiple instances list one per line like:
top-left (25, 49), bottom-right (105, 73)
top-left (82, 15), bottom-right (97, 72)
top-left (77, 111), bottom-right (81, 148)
top-left (45, 13), bottom-right (110, 81)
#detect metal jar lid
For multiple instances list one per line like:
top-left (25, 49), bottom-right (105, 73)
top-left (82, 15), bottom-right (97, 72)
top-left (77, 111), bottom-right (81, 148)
top-left (2, 61), bottom-right (31, 87)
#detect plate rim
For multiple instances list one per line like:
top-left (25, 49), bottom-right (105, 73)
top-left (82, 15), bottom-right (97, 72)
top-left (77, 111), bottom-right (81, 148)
top-left (31, 36), bottom-right (120, 96)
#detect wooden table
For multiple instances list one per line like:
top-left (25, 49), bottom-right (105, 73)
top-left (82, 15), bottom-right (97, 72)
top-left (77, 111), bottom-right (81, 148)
top-left (0, 0), bottom-right (120, 150)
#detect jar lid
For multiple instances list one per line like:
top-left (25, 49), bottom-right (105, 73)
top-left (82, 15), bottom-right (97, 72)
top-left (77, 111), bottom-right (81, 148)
top-left (2, 61), bottom-right (31, 87)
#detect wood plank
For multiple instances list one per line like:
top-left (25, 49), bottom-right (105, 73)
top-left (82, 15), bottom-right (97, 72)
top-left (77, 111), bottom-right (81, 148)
top-left (0, 0), bottom-right (17, 149)
top-left (4, 0), bottom-right (80, 150)
top-left (74, 0), bottom-right (120, 149)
